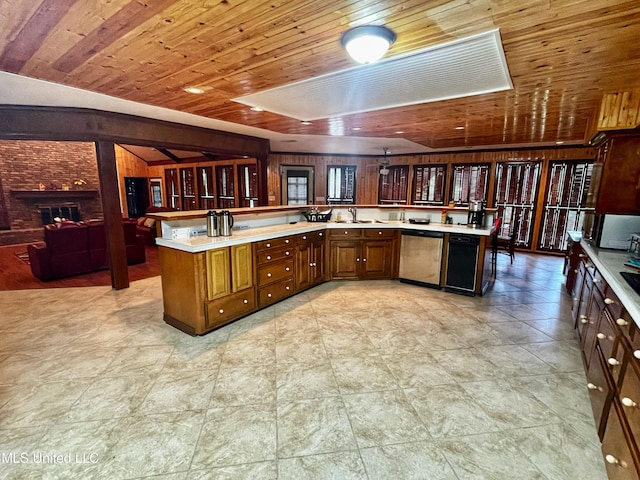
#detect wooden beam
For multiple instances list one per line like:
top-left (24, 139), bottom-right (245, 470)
top-left (0, 105), bottom-right (270, 158)
top-left (95, 141), bottom-right (129, 290)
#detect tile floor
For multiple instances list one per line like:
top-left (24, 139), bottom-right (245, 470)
top-left (0, 253), bottom-right (608, 479)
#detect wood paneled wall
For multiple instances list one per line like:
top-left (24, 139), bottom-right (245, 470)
top-left (114, 145), bottom-right (148, 217)
top-left (268, 147), bottom-right (596, 207)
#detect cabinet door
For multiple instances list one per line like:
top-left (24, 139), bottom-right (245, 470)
top-left (331, 241), bottom-right (360, 278)
top-left (296, 242), bottom-right (313, 291)
top-left (206, 248), bottom-right (231, 300)
top-left (231, 243), bottom-right (253, 292)
top-left (597, 136), bottom-right (640, 214)
top-left (361, 240), bottom-right (392, 279)
top-left (311, 240), bottom-right (325, 284)
top-left (601, 399), bottom-right (640, 480)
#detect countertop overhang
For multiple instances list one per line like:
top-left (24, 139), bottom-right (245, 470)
top-left (156, 221), bottom-right (493, 253)
top-left (581, 240), bottom-right (640, 327)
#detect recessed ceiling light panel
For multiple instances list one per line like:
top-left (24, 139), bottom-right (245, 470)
top-left (233, 29), bottom-right (512, 121)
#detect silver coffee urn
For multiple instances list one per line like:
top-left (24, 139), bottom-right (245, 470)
top-left (206, 210), bottom-right (219, 237)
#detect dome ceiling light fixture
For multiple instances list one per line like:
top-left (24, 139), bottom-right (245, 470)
top-left (340, 25), bottom-right (397, 64)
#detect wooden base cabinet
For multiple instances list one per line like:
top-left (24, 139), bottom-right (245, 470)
top-left (329, 229), bottom-right (397, 280)
top-left (574, 247), bottom-right (640, 478)
top-left (295, 231), bottom-right (325, 291)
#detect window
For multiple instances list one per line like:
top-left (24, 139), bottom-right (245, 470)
top-left (281, 166), bottom-right (314, 205)
top-left (149, 178), bottom-right (163, 208)
top-left (216, 165), bottom-right (235, 209)
top-left (327, 165), bottom-right (356, 204)
top-left (494, 161), bottom-right (542, 249)
top-left (538, 160), bottom-right (593, 252)
top-left (165, 168), bottom-right (180, 210)
top-left (180, 167), bottom-right (197, 210)
top-left (378, 165), bottom-right (408, 204)
top-left (197, 166), bottom-right (215, 209)
top-left (412, 165), bottom-right (446, 205)
top-left (237, 164), bottom-right (258, 207)
top-left (450, 163), bottom-right (490, 206)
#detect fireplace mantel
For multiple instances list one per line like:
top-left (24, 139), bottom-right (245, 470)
top-left (10, 189), bottom-right (99, 200)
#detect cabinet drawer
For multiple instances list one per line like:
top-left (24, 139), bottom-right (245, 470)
top-left (298, 230), bottom-right (325, 243)
top-left (597, 313), bottom-right (620, 362)
top-left (587, 346), bottom-right (614, 438)
top-left (205, 288), bottom-right (255, 329)
top-left (328, 228), bottom-right (362, 238)
top-left (257, 259), bottom-right (294, 286)
top-left (603, 288), bottom-right (624, 322)
top-left (363, 228), bottom-right (396, 239)
top-left (601, 399), bottom-right (640, 480)
top-left (256, 247), bottom-right (293, 265)
top-left (619, 359), bottom-right (640, 452)
top-left (258, 277), bottom-right (294, 307)
top-left (256, 236), bottom-right (294, 251)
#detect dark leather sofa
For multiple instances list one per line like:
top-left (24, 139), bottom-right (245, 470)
top-left (28, 219), bottom-right (146, 281)
top-left (135, 206), bottom-right (176, 246)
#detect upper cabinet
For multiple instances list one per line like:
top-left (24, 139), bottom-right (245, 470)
top-left (588, 131), bottom-right (640, 214)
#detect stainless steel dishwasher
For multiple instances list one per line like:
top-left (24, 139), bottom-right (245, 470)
top-left (399, 230), bottom-right (443, 288)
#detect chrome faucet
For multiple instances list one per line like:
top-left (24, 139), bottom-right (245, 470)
top-left (347, 206), bottom-right (357, 222)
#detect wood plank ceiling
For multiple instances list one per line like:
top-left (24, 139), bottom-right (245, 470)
top-left (1, 0), bottom-right (639, 152)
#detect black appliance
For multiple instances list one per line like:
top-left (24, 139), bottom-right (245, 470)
top-left (467, 201), bottom-right (486, 229)
top-left (445, 234), bottom-right (480, 295)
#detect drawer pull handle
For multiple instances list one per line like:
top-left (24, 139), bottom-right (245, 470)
top-left (285, 251), bottom-right (290, 255)
top-left (266, 255), bottom-right (272, 260)
top-left (378, 231), bottom-right (382, 235)
top-left (616, 318), bottom-right (629, 326)
top-left (587, 383), bottom-right (602, 392)
top-left (218, 308), bottom-right (224, 314)
top-left (285, 267), bottom-right (290, 272)
top-left (267, 273), bottom-right (272, 278)
top-left (580, 318), bottom-right (588, 324)
top-left (303, 236), bottom-right (307, 240)
top-left (285, 286), bottom-right (290, 291)
top-left (363, 258), bottom-right (367, 262)
top-left (607, 358), bottom-right (620, 367)
top-left (266, 243), bottom-right (271, 247)
top-left (604, 298), bottom-right (615, 305)
top-left (622, 397), bottom-right (637, 408)
top-left (592, 278), bottom-right (600, 283)
top-left (356, 258), bottom-right (360, 262)
top-left (319, 233), bottom-right (323, 236)
top-left (596, 333), bottom-right (606, 340)
top-left (604, 454), bottom-right (628, 468)
top-left (267, 293), bottom-right (272, 298)
top-left (243, 299), bottom-right (248, 304)
top-left (285, 239), bottom-right (289, 243)
top-left (579, 254), bottom-right (586, 258)
top-left (344, 231), bottom-right (348, 234)
top-left (635, 350), bottom-right (640, 359)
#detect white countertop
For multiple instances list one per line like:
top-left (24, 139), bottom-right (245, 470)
top-left (581, 240), bottom-right (640, 327)
top-left (156, 221), bottom-right (493, 253)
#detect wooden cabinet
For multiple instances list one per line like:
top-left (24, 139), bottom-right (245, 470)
top-left (295, 231), bottom-right (325, 291)
top-left (575, 247), bottom-right (640, 477)
top-left (328, 228), bottom-right (398, 280)
top-left (205, 244), bottom-right (254, 329)
top-left (589, 132), bottom-right (640, 214)
top-left (255, 235), bottom-right (296, 307)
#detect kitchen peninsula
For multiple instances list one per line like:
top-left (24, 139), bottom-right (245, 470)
top-left (152, 205), bottom-right (496, 336)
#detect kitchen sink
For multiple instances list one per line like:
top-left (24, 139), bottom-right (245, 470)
top-left (357, 219), bottom-right (386, 223)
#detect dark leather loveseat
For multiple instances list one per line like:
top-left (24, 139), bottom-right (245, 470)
top-left (28, 219), bottom-right (146, 281)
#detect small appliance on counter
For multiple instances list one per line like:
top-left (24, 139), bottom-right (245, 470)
top-left (628, 233), bottom-right (640, 259)
top-left (219, 210), bottom-right (234, 236)
top-left (206, 210), bottom-right (218, 237)
top-left (206, 210), bottom-right (234, 236)
top-left (467, 201), bottom-right (486, 229)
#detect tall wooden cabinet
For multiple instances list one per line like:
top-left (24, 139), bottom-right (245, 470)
top-left (588, 131), bottom-right (640, 214)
